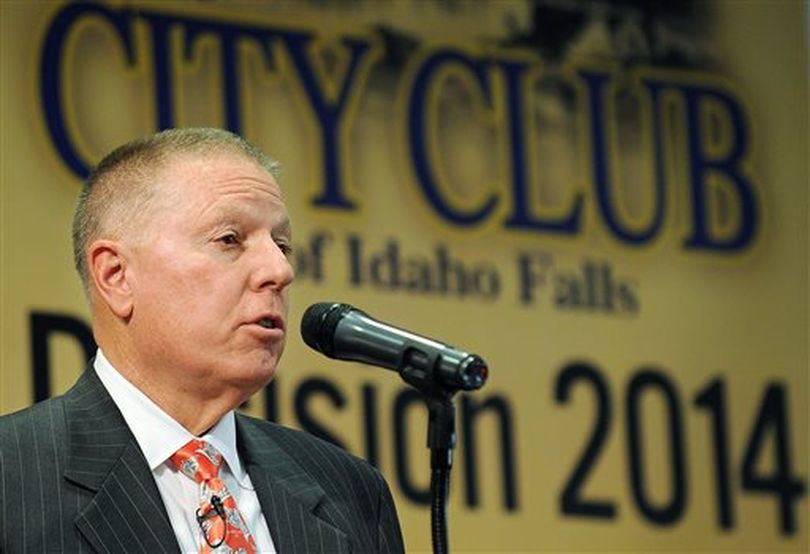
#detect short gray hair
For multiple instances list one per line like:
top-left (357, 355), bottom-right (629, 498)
top-left (72, 127), bottom-right (281, 295)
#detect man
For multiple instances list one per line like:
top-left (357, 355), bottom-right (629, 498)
top-left (0, 128), bottom-right (405, 553)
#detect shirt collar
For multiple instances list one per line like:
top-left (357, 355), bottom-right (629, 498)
top-left (93, 348), bottom-right (245, 481)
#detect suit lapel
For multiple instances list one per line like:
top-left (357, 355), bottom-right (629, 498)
top-left (237, 417), bottom-right (350, 554)
top-left (61, 369), bottom-right (350, 553)
top-left (63, 368), bottom-right (179, 553)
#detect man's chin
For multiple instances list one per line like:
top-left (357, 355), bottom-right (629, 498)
top-left (231, 358), bottom-right (279, 392)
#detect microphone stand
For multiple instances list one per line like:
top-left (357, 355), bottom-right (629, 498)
top-left (427, 395), bottom-right (455, 554)
top-left (300, 302), bottom-right (488, 554)
top-left (401, 367), bottom-right (461, 554)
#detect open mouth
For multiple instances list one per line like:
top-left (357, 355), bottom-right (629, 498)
top-left (258, 317), bottom-right (277, 329)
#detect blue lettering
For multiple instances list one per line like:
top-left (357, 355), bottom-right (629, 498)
top-left (580, 69), bottom-right (666, 244)
top-left (40, 2), bottom-right (136, 178)
top-left (278, 31), bottom-right (377, 209)
top-left (182, 19), bottom-right (278, 133)
top-left (137, 11), bottom-right (177, 130)
top-left (669, 81), bottom-right (759, 251)
top-left (502, 59), bottom-right (582, 233)
top-left (406, 49), bottom-right (498, 226)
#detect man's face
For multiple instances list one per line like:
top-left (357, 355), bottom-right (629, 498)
top-left (126, 152), bottom-right (294, 402)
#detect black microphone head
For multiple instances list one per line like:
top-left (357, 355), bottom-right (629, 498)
top-left (459, 354), bottom-right (488, 390)
top-left (301, 302), bottom-right (354, 357)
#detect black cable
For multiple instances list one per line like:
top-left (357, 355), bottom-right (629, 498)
top-left (430, 466), bottom-right (450, 554)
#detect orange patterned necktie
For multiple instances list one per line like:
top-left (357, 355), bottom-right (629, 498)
top-left (170, 439), bottom-right (257, 554)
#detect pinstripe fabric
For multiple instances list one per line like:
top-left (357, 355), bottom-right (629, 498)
top-left (1, 367), bottom-right (404, 553)
top-left (236, 414), bottom-right (404, 554)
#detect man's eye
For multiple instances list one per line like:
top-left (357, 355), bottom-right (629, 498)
top-left (276, 241), bottom-right (293, 256)
top-left (218, 233), bottom-right (240, 246)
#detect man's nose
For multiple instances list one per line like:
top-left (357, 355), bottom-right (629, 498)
top-left (250, 237), bottom-right (294, 291)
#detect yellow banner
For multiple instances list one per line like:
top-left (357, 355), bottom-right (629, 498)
top-left (1, 1), bottom-right (806, 551)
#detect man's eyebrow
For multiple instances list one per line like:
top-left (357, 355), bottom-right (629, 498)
top-left (274, 216), bottom-right (292, 235)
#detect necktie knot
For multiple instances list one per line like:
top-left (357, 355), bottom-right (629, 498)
top-left (170, 439), bottom-right (224, 484)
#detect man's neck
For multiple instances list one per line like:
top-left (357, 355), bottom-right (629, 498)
top-left (95, 342), bottom-right (239, 436)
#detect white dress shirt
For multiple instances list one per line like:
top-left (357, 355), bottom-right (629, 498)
top-left (94, 349), bottom-right (277, 553)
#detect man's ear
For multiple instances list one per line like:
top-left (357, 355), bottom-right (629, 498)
top-left (88, 239), bottom-right (134, 319)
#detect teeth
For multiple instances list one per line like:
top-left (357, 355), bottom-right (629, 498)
top-left (258, 318), bottom-right (275, 329)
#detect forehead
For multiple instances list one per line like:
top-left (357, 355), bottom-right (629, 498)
top-left (152, 151), bottom-right (286, 216)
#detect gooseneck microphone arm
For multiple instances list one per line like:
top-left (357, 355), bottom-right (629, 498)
top-left (301, 302), bottom-right (490, 554)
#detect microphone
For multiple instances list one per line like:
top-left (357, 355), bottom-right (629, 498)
top-left (301, 302), bottom-right (488, 392)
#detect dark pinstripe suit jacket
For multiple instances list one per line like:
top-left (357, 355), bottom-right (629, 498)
top-left (0, 368), bottom-right (404, 553)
